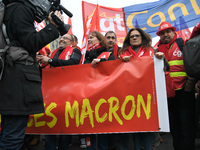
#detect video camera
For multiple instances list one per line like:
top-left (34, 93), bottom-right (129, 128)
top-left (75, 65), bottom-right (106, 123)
top-left (3, 0), bottom-right (73, 22)
top-left (28, 0), bottom-right (73, 35)
top-left (28, 0), bottom-right (73, 22)
top-left (3, 0), bottom-right (72, 35)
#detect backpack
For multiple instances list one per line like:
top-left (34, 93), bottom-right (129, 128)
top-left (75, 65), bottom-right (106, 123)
top-left (183, 34), bottom-right (200, 79)
top-left (0, 1), bottom-right (34, 80)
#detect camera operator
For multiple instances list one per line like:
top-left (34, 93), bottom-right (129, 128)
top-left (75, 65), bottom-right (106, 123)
top-left (0, 0), bottom-right (68, 149)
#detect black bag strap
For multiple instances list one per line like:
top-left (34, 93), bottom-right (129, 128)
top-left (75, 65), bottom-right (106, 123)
top-left (175, 38), bottom-right (184, 52)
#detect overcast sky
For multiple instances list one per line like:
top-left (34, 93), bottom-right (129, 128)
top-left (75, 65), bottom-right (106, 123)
top-left (60, 0), bottom-right (177, 46)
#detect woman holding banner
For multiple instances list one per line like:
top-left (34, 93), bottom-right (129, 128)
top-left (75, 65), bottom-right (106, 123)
top-left (84, 31), bottom-right (115, 150)
top-left (119, 28), bottom-right (162, 150)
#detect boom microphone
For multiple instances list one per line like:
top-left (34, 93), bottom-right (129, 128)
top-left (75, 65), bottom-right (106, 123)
top-left (59, 5), bottom-right (73, 18)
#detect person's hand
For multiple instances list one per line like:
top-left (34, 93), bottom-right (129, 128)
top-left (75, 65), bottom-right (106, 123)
top-left (91, 59), bottom-right (101, 68)
top-left (122, 55), bottom-right (132, 62)
top-left (155, 52), bottom-right (165, 59)
top-left (48, 11), bottom-right (64, 28)
top-left (36, 55), bottom-right (50, 64)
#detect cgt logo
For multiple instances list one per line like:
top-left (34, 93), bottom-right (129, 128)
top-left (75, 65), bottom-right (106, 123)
top-left (100, 14), bottom-right (125, 33)
top-left (173, 48), bottom-right (182, 57)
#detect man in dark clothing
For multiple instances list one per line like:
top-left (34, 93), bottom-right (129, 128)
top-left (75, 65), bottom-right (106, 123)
top-left (37, 33), bottom-right (81, 68)
top-left (105, 31), bottom-right (121, 59)
top-left (36, 33), bottom-right (82, 150)
top-left (0, 0), bottom-right (66, 149)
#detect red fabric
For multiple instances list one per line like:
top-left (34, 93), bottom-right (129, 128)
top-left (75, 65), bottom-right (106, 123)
top-left (50, 46), bottom-right (73, 60)
top-left (90, 4), bottom-right (100, 32)
top-left (38, 47), bottom-right (50, 56)
top-left (97, 52), bottom-right (111, 60)
top-left (45, 46), bottom-right (73, 68)
top-left (25, 57), bottom-right (160, 134)
top-left (190, 22), bottom-right (200, 39)
top-left (88, 43), bottom-right (101, 51)
top-left (157, 34), bottom-right (187, 97)
top-left (165, 72), bottom-right (175, 98)
top-left (113, 43), bottom-right (119, 59)
top-left (120, 46), bottom-right (154, 58)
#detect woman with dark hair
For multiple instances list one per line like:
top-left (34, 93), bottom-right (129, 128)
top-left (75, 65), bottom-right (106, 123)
top-left (119, 28), bottom-right (162, 150)
top-left (119, 28), bottom-right (154, 61)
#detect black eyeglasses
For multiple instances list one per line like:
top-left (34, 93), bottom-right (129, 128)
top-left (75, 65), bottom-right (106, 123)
top-left (60, 36), bottom-right (72, 41)
top-left (130, 34), bottom-right (141, 39)
top-left (106, 36), bottom-right (116, 40)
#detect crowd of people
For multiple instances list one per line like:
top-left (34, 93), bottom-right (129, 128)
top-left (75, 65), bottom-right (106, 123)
top-left (0, 1), bottom-right (200, 150)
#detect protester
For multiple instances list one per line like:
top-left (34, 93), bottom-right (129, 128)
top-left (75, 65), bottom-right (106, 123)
top-left (84, 31), bottom-right (115, 150)
top-left (103, 30), bottom-right (121, 150)
top-left (0, 0), bottom-right (66, 149)
top-left (119, 28), bottom-right (155, 150)
top-left (37, 33), bottom-right (82, 150)
top-left (188, 22), bottom-right (200, 139)
top-left (72, 35), bottom-right (79, 48)
top-left (105, 30), bottom-right (121, 59)
top-left (156, 21), bottom-right (197, 150)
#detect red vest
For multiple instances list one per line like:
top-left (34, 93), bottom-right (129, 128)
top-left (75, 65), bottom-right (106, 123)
top-left (158, 41), bottom-right (188, 95)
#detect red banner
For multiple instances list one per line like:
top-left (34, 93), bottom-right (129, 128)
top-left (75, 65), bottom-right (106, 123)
top-left (25, 57), bottom-right (160, 134)
top-left (82, 1), bottom-right (127, 46)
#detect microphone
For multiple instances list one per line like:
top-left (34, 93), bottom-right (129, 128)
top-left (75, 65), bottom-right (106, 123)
top-left (59, 5), bottom-right (73, 18)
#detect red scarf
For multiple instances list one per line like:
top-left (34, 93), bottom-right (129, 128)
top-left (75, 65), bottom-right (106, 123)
top-left (45, 46), bottom-right (73, 68)
top-left (88, 43), bottom-right (101, 51)
top-left (157, 34), bottom-right (177, 60)
top-left (113, 43), bottom-right (119, 59)
top-left (120, 46), bottom-right (154, 58)
top-left (50, 46), bottom-right (73, 60)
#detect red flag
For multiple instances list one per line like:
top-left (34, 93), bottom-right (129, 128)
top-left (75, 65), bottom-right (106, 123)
top-left (89, 4), bottom-right (100, 32)
top-left (67, 17), bottom-right (73, 35)
top-left (81, 4), bottom-right (100, 63)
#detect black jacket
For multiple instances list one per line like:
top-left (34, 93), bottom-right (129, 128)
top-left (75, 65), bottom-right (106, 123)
top-left (0, 3), bottom-right (60, 115)
top-left (50, 48), bottom-right (82, 67)
top-left (84, 47), bottom-right (115, 64)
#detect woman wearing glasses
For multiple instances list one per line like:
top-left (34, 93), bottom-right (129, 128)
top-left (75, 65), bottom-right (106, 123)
top-left (119, 28), bottom-right (154, 62)
top-left (119, 28), bottom-right (161, 150)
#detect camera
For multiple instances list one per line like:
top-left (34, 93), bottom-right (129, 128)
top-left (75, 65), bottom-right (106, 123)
top-left (28, 0), bottom-right (73, 23)
top-left (3, 0), bottom-right (73, 30)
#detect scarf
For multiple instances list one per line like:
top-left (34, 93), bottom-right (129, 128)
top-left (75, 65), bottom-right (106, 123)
top-left (157, 34), bottom-right (177, 60)
top-left (120, 46), bottom-right (154, 58)
top-left (88, 43), bottom-right (101, 51)
top-left (113, 43), bottom-right (119, 59)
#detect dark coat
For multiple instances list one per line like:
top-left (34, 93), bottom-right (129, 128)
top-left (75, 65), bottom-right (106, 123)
top-left (0, 3), bottom-right (60, 115)
top-left (84, 47), bottom-right (115, 64)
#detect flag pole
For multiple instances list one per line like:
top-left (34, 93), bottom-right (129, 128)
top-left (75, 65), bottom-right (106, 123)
top-left (82, 40), bottom-right (88, 64)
